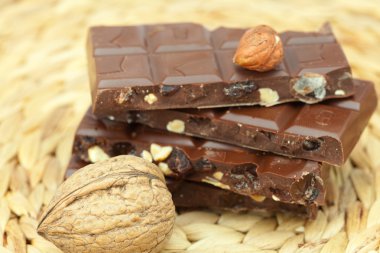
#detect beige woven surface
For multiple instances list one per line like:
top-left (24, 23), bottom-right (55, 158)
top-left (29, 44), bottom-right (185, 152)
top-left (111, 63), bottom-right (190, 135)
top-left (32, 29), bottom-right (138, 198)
top-left (1, 0), bottom-right (380, 252)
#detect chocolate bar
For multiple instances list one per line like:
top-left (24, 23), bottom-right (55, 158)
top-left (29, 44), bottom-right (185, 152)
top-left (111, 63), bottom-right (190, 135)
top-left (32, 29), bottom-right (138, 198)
top-left (87, 23), bottom-right (354, 115)
top-left (66, 157), bottom-right (317, 218)
top-left (72, 110), bottom-right (328, 206)
top-left (115, 79), bottom-right (376, 166)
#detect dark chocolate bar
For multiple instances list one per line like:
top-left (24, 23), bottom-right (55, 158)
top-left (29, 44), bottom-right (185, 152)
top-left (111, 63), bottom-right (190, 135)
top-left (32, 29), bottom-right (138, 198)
top-left (115, 79), bottom-right (376, 166)
top-left (88, 23), bottom-right (354, 115)
top-left (66, 157), bottom-right (317, 218)
top-left (72, 110), bottom-right (327, 206)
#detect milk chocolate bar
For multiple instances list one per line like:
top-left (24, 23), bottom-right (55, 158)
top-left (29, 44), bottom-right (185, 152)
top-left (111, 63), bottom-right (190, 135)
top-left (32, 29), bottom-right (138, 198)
top-left (88, 23), bottom-right (353, 115)
top-left (72, 110), bottom-right (327, 206)
top-left (118, 79), bottom-right (376, 165)
top-left (66, 157), bottom-right (317, 218)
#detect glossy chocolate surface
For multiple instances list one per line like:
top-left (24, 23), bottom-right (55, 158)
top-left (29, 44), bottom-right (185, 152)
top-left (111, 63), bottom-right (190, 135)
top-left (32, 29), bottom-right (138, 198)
top-left (66, 157), bottom-right (316, 219)
top-left (72, 110), bottom-right (327, 206)
top-left (120, 79), bottom-right (377, 165)
top-left (87, 23), bottom-right (354, 115)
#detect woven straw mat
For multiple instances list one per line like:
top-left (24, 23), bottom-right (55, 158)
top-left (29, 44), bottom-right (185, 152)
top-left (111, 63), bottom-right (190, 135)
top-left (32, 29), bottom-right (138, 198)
top-left (1, 0), bottom-right (380, 252)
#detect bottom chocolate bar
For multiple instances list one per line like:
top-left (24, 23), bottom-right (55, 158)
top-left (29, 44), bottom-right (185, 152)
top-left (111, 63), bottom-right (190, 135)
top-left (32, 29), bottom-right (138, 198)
top-left (66, 156), bottom-right (316, 218)
top-left (72, 110), bottom-right (328, 207)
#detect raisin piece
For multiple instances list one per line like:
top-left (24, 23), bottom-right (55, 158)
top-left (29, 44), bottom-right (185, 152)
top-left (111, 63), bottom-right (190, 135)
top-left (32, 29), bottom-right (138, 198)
top-left (223, 81), bottom-right (257, 98)
top-left (302, 139), bottom-right (321, 151)
top-left (166, 149), bottom-right (192, 177)
top-left (111, 142), bottom-right (136, 156)
top-left (160, 85), bottom-right (180, 96)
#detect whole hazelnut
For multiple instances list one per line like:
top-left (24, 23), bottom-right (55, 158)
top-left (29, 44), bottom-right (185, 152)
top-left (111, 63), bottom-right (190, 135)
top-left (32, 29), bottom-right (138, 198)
top-left (233, 25), bottom-right (284, 72)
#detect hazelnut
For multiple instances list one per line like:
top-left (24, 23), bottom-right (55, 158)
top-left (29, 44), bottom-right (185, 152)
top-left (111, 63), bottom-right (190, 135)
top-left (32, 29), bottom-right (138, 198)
top-left (166, 119), bottom-right (185, 133)
top-left (233, 25), bottom-right (283, 72)
top-left (141, 150), bottom-right (153, 163)
top-left (88, 146), bottom-right (110, 163)
top-left (150, 143), bottom-right (173, 162)
top-left (144, 93), bottom-right (158, 105)
top-left (259, 88), bottom-right (279, 106)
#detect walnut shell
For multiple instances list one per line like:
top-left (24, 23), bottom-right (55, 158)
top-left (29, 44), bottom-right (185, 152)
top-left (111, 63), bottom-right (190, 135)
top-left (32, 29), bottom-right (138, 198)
top-left (233, 25), bottom-right (283, 72)
top-left (37, 155), bottom-right (175, 253)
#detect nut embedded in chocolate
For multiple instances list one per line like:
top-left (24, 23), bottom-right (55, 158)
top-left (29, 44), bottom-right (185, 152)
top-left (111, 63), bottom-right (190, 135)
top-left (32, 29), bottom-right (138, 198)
top-left (233, 25), bottom-right (284, 72)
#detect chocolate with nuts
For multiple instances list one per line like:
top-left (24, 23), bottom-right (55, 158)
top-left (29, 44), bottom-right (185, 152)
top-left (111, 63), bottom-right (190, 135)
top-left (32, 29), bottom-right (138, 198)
top-left (66, 157), bottom-right (319, 218)
top-left (117, 79), bottom-right (377, 166)
top-left (71, 110), bottom-right (329, 206)
top-left (88, 23), bottom-right (354, 115)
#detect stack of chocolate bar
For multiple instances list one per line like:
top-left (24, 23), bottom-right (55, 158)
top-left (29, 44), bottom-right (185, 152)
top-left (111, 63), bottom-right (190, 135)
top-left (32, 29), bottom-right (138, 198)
top-left (67, 23), bottom-right (377, 219)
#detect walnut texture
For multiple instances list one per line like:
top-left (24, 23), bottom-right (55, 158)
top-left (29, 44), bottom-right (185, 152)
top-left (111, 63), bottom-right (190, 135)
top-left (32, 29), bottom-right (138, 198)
top-left (233, 25), bottom-right (283, 72)
top-left (37, 155), bottom-right (175, 253)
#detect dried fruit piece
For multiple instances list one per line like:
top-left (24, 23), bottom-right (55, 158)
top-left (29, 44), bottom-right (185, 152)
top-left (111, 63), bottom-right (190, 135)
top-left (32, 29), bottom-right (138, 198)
top-left (88, 146), bottom-right (110, 163)
top-left (150, 143), bottom-right (173, 162)
top-left (166, 119), bottom-right (185, 133)
top-left (37, 155), bottom-right (175, 253)
top-left (160, 85), bottom-right (180, 96)
top-left (144, 93), bottom-right (158, 104)
top-left (259, 88), bottom-right (279, 105)
top-left (292, 73), bottom-right (327, 103)
top-left (233, 25), bottom-right (284, 72)
top-left (223, 82), bottom-right (257, 98)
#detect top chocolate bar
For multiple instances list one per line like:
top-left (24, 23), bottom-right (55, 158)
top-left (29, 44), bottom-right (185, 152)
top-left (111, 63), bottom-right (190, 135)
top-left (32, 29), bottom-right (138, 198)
top-left (87, 23), bottom-right (354, 115)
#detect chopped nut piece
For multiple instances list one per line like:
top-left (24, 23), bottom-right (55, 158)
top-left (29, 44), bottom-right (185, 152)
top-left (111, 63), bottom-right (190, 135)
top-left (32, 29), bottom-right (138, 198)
top-left (334, 89), bottom-right (346, 96)
top-left (293, 73), bottom-right (327, 102)
top-left (213, 171), bottom-right (224, 180)
top-left (166, 119), bottom-right (185, 133)
top-left (158, 162), bottom-right (174, 176)
top-left (272, 195), bottom-right (280, 201)
top-left (259, 88), bottom-right (279, 105)
top-left (88, 146), bottom-right (110, 163)
top-left (144, 93), bottom-right (158, 105)
top-left (141, 150), bottom-right (153, 163)
top-left (202, 177), bottom-right (231, 190)
top-left (251, 194), bottom-right (266, 202)
top-left (150, 143), bottom-right (173, 162)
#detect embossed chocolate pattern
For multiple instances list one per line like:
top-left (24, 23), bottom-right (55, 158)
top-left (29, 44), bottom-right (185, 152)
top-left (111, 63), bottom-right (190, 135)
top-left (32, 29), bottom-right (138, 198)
top-left (118, 80), bottom-right (377, 166)
top-left (87, 23), bottom-right (354, 114)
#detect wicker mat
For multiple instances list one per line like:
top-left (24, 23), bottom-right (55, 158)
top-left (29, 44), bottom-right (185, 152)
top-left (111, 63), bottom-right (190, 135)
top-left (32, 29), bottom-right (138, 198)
top-left (1, 0), bottom-right (380, 252)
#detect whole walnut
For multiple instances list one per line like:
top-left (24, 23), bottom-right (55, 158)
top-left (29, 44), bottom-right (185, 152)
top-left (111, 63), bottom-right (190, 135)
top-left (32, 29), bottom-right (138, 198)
top-left (233, 25), bottom-right (284, 72)
top-left (37, 155), bottom-right (175, 253)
